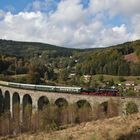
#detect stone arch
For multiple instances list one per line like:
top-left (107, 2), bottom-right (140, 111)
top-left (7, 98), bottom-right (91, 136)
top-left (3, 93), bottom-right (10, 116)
top-left (12, 92), bottom-right (20, 120)
top-left (0, 89), bottom-right (4, 115)
top-left (38, 96), bottom-right (49, 110)
top-left (22, 94), bottom-right (32, 118)
top-left (55, 98), bottom-right (68, 108)
top-left (100, 101), bottom-right (108, 115)
top-left (76, 100), bottom-right (92, 123)
top-left (76, 100), bottom-right (91, 109)
top-left (22, 94), bottom-right (32, 130)
top-left (4, 90), bottom-right (10, 113)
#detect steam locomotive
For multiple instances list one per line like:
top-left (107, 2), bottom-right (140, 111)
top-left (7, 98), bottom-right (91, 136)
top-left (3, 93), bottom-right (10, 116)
top-left (81, 87), bottom-right (118, 96)
top-left (0, 81), bottom-right (119, 96)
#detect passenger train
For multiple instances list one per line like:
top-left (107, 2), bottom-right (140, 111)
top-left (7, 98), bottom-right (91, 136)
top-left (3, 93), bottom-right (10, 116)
top-left (0, 81), bottom-right (119, 96)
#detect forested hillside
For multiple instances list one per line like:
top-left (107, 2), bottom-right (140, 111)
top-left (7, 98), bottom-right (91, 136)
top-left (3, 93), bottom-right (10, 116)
top-left (0, 39), bottom-right (140, 85)
top-left (0, 39), bottom-right (79, 58)
top-left (75, 40), bottom-right (140, 76)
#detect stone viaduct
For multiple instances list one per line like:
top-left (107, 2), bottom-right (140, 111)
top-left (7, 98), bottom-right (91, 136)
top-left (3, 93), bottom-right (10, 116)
top-left (0, 85), bottom-right (140, 119)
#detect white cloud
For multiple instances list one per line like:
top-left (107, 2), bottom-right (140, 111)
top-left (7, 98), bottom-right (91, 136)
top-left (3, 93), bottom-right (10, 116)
top-left (89, 0), bottom-right (140, 17)
top-left (131, 14), bottom-right (140, 40)
top-left (98, 24), bottom-right (131, 47)
top-left (50, 0), bottom-right (87, 26)
top-left (114, 0), bottom-right (140, 16)
top-left (0, 0), bottom-right (140, 48)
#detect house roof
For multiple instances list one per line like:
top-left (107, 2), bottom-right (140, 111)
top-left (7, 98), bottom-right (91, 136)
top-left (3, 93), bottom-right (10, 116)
top-left (125, 81), bottom-right (135, 85)
top-left (134, 85), bottom-right (140, 90)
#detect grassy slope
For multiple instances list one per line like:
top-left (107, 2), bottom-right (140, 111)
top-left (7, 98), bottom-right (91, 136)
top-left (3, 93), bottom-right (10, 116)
top-left (93, 74), bottom-right (140, 84)
top-left (5, 113), bottom-right (140, 140)
top-left (8, 74), bottom-right (140, 87)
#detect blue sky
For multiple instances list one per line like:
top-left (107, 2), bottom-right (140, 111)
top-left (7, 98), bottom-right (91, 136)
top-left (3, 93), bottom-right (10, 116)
top-left (0, 0), bottom-right (140, 48)
top-left (0, 0), bottom-right (89, 12)
top-left (0, 0), bottom-right (34, 13)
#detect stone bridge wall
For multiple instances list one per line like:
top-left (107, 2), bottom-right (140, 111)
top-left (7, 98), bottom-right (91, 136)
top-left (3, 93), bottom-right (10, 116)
top-left (0, 85), bottom-right (140, 116)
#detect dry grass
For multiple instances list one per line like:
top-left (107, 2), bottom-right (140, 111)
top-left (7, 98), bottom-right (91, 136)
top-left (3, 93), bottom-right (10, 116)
top-left (2, 113), bottom-right (140, 140)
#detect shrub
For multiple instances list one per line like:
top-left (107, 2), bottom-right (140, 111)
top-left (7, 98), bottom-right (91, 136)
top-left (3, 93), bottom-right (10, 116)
top-left (125, 101), bottom-right (138, 115)
top-left (118, 76), bottom-right (125, 82)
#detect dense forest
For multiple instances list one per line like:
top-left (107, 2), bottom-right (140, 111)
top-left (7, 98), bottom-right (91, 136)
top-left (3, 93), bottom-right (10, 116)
top-left (0, 39), bottom-right (140, 86)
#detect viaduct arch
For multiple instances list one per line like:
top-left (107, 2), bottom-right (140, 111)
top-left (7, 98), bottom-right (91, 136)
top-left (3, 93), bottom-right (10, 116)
top-left (0, 85), bottom-right (140, 120)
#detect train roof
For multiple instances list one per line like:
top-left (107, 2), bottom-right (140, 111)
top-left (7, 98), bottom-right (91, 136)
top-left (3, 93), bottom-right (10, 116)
top-left (8, 82), bottom-right (81, 89)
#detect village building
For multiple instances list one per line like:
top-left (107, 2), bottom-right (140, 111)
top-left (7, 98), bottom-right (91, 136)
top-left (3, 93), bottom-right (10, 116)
top-left (134, 85), bottom-right (140, 92)
top-left (69, 73), bottom-right (76, 78)
top-left (125, 81), bottom-right (135, 86)
top-left (83, 75), bottom-right (91, 82)
top-left (125, 81), bottom-right (135, 90)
